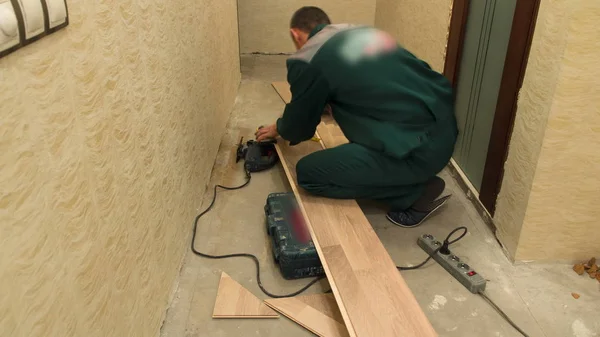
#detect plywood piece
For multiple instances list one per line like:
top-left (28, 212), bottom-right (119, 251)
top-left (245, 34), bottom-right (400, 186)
top-left (212, 272), bottom-right (279, 319)
top-left (266, 295), bottom-right (349, 337)
top-left (271, 82), bottom-right (437, 336)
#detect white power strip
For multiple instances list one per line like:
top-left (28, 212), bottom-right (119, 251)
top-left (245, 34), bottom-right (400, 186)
top-left (417, 234), bottom-right (487, 294)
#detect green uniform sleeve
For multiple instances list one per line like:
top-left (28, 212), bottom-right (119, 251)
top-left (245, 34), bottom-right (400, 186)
top-left (276, 60), bottom-right (329, 145)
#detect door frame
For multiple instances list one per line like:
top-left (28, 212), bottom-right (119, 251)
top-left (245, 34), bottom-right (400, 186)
top-left (444, 0), bottom-right (541, 216)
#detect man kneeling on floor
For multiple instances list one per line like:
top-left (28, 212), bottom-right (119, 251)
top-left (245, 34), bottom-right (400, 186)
top-left (256, 6), bottom-right (458, 228)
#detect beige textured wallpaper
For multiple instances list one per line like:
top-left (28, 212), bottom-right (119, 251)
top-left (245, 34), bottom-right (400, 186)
top-left (0, 0), bottom-right (240, 336)
top-left (495, 0), bottom-right (599, 261)
top-left (375, 0), bottom-right (453, 72)
top-left (515, 0), bottom-right (600, 261)
top-left (238, 0), bottom-right (376, 54)
top-left (494, 0), bottom-right (572, 257)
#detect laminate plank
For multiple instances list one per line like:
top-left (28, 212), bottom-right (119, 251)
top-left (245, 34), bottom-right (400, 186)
top-left (294, 294), bottom-right (344, 323)
top-left (316, 114), bottom-right (349, 148)
top-left (272, 82), bottom-right (437, 337)
top-left (212, 272), bottom-right (279, 319)
top-left (265, 295), bottom-right (349, 337)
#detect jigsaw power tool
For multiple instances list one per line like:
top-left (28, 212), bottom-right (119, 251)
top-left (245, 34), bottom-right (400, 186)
top-left (236, 137), bottom-right (279, 173)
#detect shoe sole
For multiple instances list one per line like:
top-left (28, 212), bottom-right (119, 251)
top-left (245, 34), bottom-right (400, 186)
top-left (386, 195), bottom-right (452, 228)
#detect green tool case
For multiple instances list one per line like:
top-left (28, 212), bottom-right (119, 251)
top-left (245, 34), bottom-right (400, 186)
top-left (265, 192), bottom-right (324, 280)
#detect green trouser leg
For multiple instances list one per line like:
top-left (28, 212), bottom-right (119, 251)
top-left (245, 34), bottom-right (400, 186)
top-left (296, 143), bottom-right (436, 210)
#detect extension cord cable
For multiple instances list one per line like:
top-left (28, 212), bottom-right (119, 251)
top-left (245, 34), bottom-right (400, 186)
top-left (191, 170), bottom-right (325, 299)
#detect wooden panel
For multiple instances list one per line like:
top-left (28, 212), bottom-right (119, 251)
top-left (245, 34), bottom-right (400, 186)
top-left (443, 0), bottom-right (470, 89)
top-left (212, 272), bottom-right (279, 319)
top-left (272, 83), bottom-right (436, 337)
top-left (479, 0), bottom-right (541, 215)
top-left (265, 295), bottom-right (349, 337)
top-left (452, 0), bottom-right (518, 191)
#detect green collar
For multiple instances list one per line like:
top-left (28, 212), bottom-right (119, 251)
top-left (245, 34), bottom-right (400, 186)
top-left (309, 24), bottom-right (328, 39)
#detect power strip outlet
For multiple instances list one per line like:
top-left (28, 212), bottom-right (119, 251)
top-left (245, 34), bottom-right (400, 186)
top-left (417, 234), bottom-right (486, 294)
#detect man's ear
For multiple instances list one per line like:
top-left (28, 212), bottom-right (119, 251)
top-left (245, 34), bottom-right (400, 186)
top-left (290, 28), bottom-right (307, 50)
top-left (290, 28), bottom-right (300, 42)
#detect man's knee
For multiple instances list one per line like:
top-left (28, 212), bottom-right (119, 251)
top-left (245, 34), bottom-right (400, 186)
top-left (296, 155), bottom-right (324, 193)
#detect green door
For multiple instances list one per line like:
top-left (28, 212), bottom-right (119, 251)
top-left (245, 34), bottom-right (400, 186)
top-left (453, 0), bottom-right (517, 190)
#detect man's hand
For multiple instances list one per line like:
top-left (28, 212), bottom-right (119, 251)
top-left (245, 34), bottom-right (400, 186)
top-left (255, 123), bottom-right (279, 142)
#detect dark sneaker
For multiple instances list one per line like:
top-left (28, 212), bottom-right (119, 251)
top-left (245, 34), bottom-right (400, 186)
top-left (386, 195), bottom-right (452, 228)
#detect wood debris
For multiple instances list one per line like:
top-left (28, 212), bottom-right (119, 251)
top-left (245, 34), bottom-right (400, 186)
top-left (571, 293), bottom-right (580, 299)
top-left (573, 264), bottom-right (586, 275)
top-left (585, 257), bottom-right (596, 268)
top-left (212, 272), bottom-right (279, 319)
top-left (572, 257), bottom-right (600, 283)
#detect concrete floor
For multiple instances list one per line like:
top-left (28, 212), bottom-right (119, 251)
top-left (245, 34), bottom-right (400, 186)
top-left (160, 55), bottom-right (600, 337)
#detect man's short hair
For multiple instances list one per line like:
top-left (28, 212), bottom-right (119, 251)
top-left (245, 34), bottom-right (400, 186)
top-left (290, 7), bottom-right (331, 33)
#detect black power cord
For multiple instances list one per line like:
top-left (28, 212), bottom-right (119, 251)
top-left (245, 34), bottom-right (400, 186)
top-left (191, 169), bottom-right (325, 299)
top-left (395, 226), bottom-right (528, 337)
top-left (479, 291), bottom-right (529, 337)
